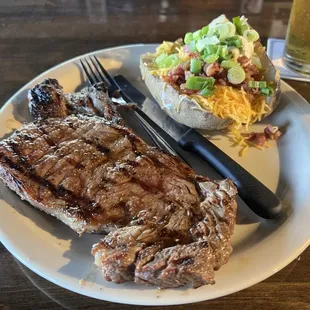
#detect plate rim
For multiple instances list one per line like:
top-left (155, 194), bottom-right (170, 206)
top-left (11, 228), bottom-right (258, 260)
top-left (0, 44), bottom-right (310, 306)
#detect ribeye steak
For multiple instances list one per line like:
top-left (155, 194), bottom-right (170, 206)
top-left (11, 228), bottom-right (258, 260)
top-left (0, 79), bottom-right (238, 288)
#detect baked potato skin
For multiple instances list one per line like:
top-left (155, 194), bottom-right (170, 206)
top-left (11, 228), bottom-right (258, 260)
top-left (140, 58), bottom-right (232, 130)
top-left (140, 42), bottom-right (281, 130)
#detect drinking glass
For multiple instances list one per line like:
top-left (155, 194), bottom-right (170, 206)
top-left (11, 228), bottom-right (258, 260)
top-left (283, 0), bottom-right (310, 75)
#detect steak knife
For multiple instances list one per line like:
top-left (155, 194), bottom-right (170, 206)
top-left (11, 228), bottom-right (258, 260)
top-left (114, 75), bottom-right (283, 219)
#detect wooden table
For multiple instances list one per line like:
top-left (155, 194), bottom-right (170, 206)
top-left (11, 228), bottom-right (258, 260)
top-left (0, 1), bottom-right (309, 309)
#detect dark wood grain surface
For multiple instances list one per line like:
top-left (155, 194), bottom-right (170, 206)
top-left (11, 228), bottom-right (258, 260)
top-left (0, 1), bottom-right (309, 309)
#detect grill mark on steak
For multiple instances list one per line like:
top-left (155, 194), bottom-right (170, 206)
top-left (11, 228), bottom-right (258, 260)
top-left (37, 126), bottom-right (57, 147)
top-left (126, 133), bottom-right (140, 155)
top-left (81, 137), bottom-right (110, 155)
top-left (1, 141), bottom-right (101, 220)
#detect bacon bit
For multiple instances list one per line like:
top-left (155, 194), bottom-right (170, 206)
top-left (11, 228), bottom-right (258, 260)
top-left (245, 125), bottom-right (282, 147)
top-left (179, 85), bottom-right (197, 95)
top-left (247, 132), bottom-right (256, 141)
top-left (188, 52), bottom-right (200, 59)
top-left (204, 62), bottom-right (222, 77)
top-left (218, 79), bottom-right (227, 86)
top-left (237, 56), bottom-right (251, 67)
top-left (214, 69), bottom-right (228, 85)
top-left (237, 56), bottom-right (260, 86)
top-left (182, 61), bottom-right (190, 71)
top-left (183, 45), bottom-right (200, 58)
top-left (166, 65), bottom-right (185, 86)
top-left (264, 125), bottom-right (282, 140)
top-left (244, 63), bottom-right (259, 78)
top-left (247, 132), bottom-right (267, 146)
top-left (171, 65), bottom-right (185, 76)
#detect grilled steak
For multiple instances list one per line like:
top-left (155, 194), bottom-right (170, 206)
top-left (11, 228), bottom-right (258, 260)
top-left (92, 179), bottom-right (237, 288)
top-left (28, 78), bottom-right (123, 124)
top-left (0, 79), bottom-right (238, 288)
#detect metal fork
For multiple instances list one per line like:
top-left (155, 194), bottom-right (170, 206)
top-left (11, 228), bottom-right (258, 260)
top-left (79, 55), bottom-right (189, 161)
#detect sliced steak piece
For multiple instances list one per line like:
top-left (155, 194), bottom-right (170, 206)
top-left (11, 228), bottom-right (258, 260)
top-left (135, 241), bottom-right (215, 288)
top-left (92, 179), bottom-right (237, 288)
top-left (28, 78), bottom-right (123, 125)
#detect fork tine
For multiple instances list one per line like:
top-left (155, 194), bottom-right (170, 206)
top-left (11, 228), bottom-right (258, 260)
top-left (89, 57), bottom-right (107, 84)
top-left (84, 58), bottom-right (100, 84)
top-left (93, 55), bottom-right (118, 88)
top-left (80, 59), bottom-right (96, 85)
top-left (88, 57), bottom-right (166, 149)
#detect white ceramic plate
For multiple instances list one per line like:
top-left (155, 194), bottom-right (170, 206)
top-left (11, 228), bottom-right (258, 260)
top-left (0, 45), bottom-right (310, 306)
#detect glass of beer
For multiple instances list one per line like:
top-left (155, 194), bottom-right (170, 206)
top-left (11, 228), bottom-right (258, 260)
top-left (283, 0), bottom-right (310, 75)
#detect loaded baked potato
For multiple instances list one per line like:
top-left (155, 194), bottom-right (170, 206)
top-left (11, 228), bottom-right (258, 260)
top-left (140, 15), bottom-right (281, 130)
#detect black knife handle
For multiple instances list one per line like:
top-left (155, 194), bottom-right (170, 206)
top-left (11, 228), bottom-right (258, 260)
top-left (178, 129), bottom-right (283, 219)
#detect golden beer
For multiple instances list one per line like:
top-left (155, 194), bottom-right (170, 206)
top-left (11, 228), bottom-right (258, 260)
top-left (284, 0), bottom-right (310, 74)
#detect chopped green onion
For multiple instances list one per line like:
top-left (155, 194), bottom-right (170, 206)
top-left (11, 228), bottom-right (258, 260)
top-left (227, 66), bottom-right (246, 84)
top-left (204, 44), bottom-right (218, 55)
top-left (224, 36), bottom-right (243, 48)
top-left (241, 24), bottom-right (250, 34)
top-left (233, 16), bottom-right (249, 35)
top-left (221, 60), bottom-right (238, 69)
top-left (213, 23), bottom-right (230, 40)
top-left (209, 14), bottom-right (228, 26)
top-left (233, 38), bottom-right (242, 48)
top-left (226, 22), bottom-right (236, 37)
top-left (210, 22), bottom-right (235, 40)
top-left (184, 32), bottom-right (194, 44)
top-left (261, 87), bottom-right (274, 96)
top-left (168, 54), bottom-right (180, 67)
top-left (209, 14), bottom-right (229, 26)
top-left (156, 54), bottom-right (180, 69)
top-left (155, 53), bottom-right (168, 66)
top-left (232, 16), bottom-right (242, 34)
top-left (185, 76), bottom-right (215, 90)
top-left (248, 81), bottom-right (267, 88)
top-left (204, 54), bottom-right (219, 64)
top-left (243, 30), bottom-right (259, 42)
top-left (229, 47), bottom-right (240, 60)
top-left (251, 54), bottom-right (262, 69)
top-left (248, 81), bottom-right (260, 88)
top-left (189, 40), bottom-right (198, 52)
top-left (200, 87), bottom-right (216, 97)
top-left (201, 25), bottom-right (209, 35)
top-left (190, 58), bottom-right (202, 73)
top-left (193, 29), bottom-right (202, 40)
top-left (259, 81), bottom-right (267, 88)
top-left (218, 45), bottom-right (228, 58)
top-left (261, 88), bottom-right (270, 95)
top-left (196, 36), bottom-right (220, 52)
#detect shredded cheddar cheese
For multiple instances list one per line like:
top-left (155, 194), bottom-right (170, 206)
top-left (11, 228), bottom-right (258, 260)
top-left (190, 86), bottom-right (268, 128)
top-left (188, 86), bottom-right (270, 156)
top-left (150, 68), bottom-right (171, 76)
top-left (153, 41), bottom-right (176, 56)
